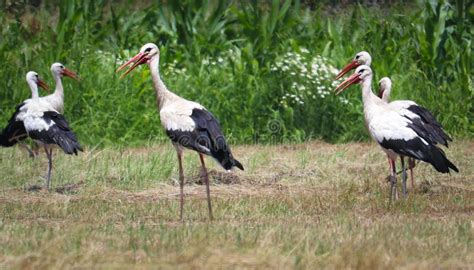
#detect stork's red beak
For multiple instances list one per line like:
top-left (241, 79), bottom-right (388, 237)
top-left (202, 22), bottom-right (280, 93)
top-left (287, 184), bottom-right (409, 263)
top-left (62, 68), bottom-right (80, 81)
top-left (335, 72), bottom-right (361, 95)
top-left (37, 79), bottom-right (51, 92)
top-left (116, 52), bottom-right (148, 78)
top-left (335, 60), bottom-right (360, 80)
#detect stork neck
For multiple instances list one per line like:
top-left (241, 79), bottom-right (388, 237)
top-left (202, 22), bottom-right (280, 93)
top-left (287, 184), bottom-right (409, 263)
top-left (382, 88), bottom-right (391, 103)
top-left (53, 72), bottom-right (64, 98)
top-left (361, 75), bottom-right (377, 106)
top-left (149, 57), bottom-right (171, 109)
top-left (27, 80), bottom-right (40, 99)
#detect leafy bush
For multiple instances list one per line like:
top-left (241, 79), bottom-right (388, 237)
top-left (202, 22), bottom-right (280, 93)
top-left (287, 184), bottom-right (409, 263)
top-left (0, 0), bottom-right (471, 147)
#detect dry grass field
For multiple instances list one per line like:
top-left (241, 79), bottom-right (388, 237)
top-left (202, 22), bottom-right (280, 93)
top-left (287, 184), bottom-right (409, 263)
top-left (0, 141), bottom-right (472, 269)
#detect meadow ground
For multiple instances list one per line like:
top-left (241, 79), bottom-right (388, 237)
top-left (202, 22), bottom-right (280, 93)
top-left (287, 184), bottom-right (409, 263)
top-left (0, 141), bottom-right (472, 269)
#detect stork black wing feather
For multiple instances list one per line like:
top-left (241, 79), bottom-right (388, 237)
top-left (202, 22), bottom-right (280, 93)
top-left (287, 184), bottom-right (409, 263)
top-left (406, 105), bottom-right (451, 146)
top-left (380, 137), bottom-right (458, 173)
top-left (167, 108), bottom-right (243, 170)
top-left (0, 103), bottom-right (28, 147)
top-left (28, 111), bottom-right (83, 155)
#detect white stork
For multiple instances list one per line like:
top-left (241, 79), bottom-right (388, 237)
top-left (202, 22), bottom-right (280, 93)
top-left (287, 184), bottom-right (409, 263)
top-left (335, 66), bottom-right (458, 201)
top-left (335, 51), bottom-right (372, 80)
top-left (19, 63), bottom-right (79, 157)
top-left (0, 74), bottom-right (50, 151)
top-left (15, 71), bottom-right (82, 190)
top-left (378, 77), bottom-right (416, 190)
top-left (116, 43), bottom-right (243, 220)
top-left (40, 62), bottom-right (79, 113)
top-left (336, 52), bottom-right (452, 196)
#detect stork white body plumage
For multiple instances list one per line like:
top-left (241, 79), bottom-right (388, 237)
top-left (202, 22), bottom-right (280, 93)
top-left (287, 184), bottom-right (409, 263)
top-left (336, 52), bottom-right (452, 197)
top-left (16, 72), bottom-right (82, 190)
top-left (337, 53), bottom-right (451, 148)
top-left (379, 77), bottom-right (417, 190)
top-left (336, 66), bottom-right (458, 202)
top-left (0, 72), bottom-right (51, 152)
top-left (117, 43), bottom-right (243, 220)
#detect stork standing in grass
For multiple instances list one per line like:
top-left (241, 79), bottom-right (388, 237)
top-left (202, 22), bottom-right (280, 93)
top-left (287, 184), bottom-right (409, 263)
top-left (12, 72), bottom-right (82, 190)
top-left (117, 43), bottom-right (244, 220)
top-left (336, 52), bottom-right (452, 194)
top-left (335, 66), bottom-right (458, 202)
top-left (22, 63), bottom-right (80, 156)
top-left (378, 77), bottom-right (417, 190)
top-left (1, 63), bottom-right (79, 155)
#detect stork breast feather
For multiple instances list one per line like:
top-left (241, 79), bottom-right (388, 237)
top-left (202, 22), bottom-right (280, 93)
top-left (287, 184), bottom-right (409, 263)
top-left (160, 102), bottom-right (203, 131)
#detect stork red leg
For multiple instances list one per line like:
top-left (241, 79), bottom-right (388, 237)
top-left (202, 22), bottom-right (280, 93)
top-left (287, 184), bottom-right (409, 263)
top-left (409, 158), bottom-right (416, 191)
top-left (199, 153), bottom-right (213, 220)
top-left (389, 159), bottom-right (398, 204)
top-left (175, 147), bottom-right (185, 221)
top-left (400, 156), bottom-right (408, 199)
top-left (44, 147), bottom-right (53, 191)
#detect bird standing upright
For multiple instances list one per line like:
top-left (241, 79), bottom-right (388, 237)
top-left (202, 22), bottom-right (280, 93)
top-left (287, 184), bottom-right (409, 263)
top-left (378, 77), bottom-right (417, 190)
top-left (20, 63), bottom-right (80, 157)
top-left (336, 52), bottom-right (452, 196)
top-left (16, 71), bottom-right (83, 190)
top-left (335, 66), bottom-right (458, 202)
top-left (117, 43), bottom-right (243, 220)
top-left (41, 63), bottom-right (80, 113)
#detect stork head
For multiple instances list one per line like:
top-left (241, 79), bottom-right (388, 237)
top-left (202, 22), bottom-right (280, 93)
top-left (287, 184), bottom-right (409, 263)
top-left (378, 77), bottom-right (392, 101)
top-left (51, 63), bottom-right (80, 80)
top-left (26, 71), bottom-right (50, 91)
top-left (116, 43), bottom-right (160, 78)
top-left (335, 65), bottom-right (372, 95)
top-left (335, 51), bottom-right (372, 80)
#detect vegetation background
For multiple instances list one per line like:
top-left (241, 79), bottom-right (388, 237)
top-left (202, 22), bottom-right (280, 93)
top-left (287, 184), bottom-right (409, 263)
top-left (0, 0), bottom-right (472, 147)
top-left (0, 1), bottom-right (472, 268)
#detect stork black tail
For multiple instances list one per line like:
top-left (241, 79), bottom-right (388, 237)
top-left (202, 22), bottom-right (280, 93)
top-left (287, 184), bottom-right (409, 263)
top-left (211, 147), bottom-right (244, 171)
top-left (51, 128), bottom-right (83, 155)
top-left (425, 144), bottom-right (458, 173)
top-left (380, 137), bottom-right (458, 174)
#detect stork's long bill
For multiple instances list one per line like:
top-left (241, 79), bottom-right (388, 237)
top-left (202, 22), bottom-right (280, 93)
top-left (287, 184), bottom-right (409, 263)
top-left (116, 52), bottom-right (148, 78)
top-left (335, 72), bottom-right (361, 95)
top-left (62, 68), bottom-right (80, 81)
top-left (37, 79), bottom-right (51, 91)
top-left (335, 60), bottom-right (359, 80)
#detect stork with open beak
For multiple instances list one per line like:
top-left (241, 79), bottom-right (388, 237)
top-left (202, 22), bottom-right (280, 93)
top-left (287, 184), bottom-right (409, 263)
top-left (335, 65), bottom-right (458, 202)
top-left (116, 43), bottom-right (244, 221)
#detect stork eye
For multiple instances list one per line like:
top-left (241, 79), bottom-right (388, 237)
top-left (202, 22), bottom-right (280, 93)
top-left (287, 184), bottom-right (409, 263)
top-left (359, 69), bottom-right (365, 73)
top-left (60, 65), bottom-right (64, 69)
top-left (355, 55), bottom-right (360, 59)
top-left (144, 47), bottom-right (152, 53)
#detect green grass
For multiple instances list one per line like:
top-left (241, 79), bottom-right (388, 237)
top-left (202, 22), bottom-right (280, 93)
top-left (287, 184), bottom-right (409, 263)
top-left (0, 141), bottom-right (472, 268)
top-left (0, 1), bottom-right (472, 146)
